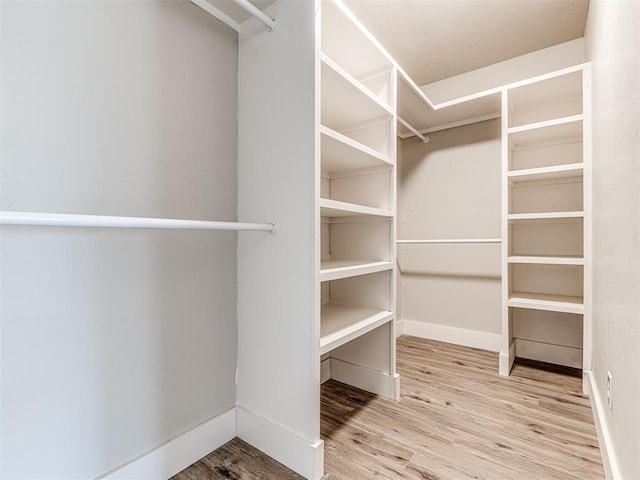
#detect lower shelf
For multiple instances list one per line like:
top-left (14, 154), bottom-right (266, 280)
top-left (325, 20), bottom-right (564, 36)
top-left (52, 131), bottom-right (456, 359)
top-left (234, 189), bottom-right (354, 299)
top-left (320, 304), bottom-right (393, 355)
top-left (509, 291), bottom-right (584, 314)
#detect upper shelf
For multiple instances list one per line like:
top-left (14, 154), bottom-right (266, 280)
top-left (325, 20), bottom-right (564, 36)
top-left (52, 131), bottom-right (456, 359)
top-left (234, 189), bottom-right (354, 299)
top-left (321, 55), bottom-right (392, 133)
top-left (397, 71), bottom-right (501, 137)
top-left (321, 0), bottom-right (393, 82)
top-left (320, 125), bottom-right (393, 175)
top-left (508, 70), bottom-right (583, 128)
top-left (508, 115), bottom-right (583, 149)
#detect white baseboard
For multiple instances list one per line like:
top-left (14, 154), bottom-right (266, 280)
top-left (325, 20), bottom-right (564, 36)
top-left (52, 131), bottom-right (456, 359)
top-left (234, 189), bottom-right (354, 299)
top-left (98, 408), bottom-right (236, 480)
top-left (514, 339), bottom-right (582, 368)
top-left (320, 357), bottom-right (331, 384)
top-left (587, 371), bottom-right (622, 480)
top-left (329, 358), bottom-right (399, 399)
top-left (401, 319), bottom-right (502, 352)
top-left (499, 340), bottom-right (516, 376)
top-left (236, 406), bottom-right (324, 480)
top-left (395, 319), bottom-right (404, 337)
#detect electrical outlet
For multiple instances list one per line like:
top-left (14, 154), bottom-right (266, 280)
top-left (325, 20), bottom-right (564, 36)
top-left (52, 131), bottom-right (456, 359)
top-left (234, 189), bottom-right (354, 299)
top-left (606, 371), bottom-right (613, 410)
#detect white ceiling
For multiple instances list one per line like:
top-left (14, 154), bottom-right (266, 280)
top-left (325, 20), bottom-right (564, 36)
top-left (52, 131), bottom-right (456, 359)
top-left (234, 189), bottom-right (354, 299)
top-left (343, 0), bottom-right (590, 86)
top-left (206, 0), bottom-right (277, 24)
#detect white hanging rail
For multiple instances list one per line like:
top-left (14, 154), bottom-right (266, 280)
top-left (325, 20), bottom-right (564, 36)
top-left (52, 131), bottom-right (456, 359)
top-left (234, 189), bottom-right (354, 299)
top-left (189, 0), bottom-right (276, 32)
top-left (397, 239), bottom-right (502, 244)
top-left (0, 211), bottom-right (277, 233)
top-left (232, 0), bottom-right (276, 31)
top-left (190, 0), bottom-right (241, 31)
top-left (398, 116), bottom-right (429, 144)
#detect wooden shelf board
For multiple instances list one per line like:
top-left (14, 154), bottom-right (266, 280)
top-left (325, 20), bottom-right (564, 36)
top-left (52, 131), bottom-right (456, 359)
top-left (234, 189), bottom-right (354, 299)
top-left (320, 260), bottom-right (393, 282)
top-left (508, 163), bottom-right (584, 183)
top-left (508, 115), bottom-right (583, 148)
top-left (319, 198), bottom-right (392, 218)
top-left (320, 125), bottom-right (392, 173)
top-left (509, 292), bottom-right (584, 314)
top-left (508, 255), bottom-right (584, 265)
top-left (397, 72), bottom-right (501, 133)
top-left (508, 211), bottom-right (584, 221)
top-left (321, 55), bottom-right (392, 131)
top-left (320, 304), bottom-right (393, 355)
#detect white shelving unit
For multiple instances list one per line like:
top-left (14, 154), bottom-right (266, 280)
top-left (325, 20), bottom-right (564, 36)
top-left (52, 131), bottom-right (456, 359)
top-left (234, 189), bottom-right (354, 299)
top-left (500, 66), bottom-right (591, 389)
top-left (318, 0), bottom-right (398, 401)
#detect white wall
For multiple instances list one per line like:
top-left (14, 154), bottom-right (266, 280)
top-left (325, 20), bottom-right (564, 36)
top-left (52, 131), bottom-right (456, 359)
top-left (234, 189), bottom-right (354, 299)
top-left (1, 1), bottom-right (239, 478)
top-left (398, 120), bottom-right (502, 348)
top-left (237, 1), bottom-right (321, 478)
top-left (584, 1), bottom-right (640, 478)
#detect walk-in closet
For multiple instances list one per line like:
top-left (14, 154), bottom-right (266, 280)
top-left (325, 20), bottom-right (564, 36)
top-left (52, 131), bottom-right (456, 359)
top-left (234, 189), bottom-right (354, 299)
top-left (1, 0), bottom-right (638, 479)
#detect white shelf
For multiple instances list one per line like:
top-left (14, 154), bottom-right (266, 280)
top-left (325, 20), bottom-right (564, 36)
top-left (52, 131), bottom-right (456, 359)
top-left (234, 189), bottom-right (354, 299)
top-left (508, 115), bottom-right (583, 148)
top-left (320, 125), bottom-right (393, 174)
top-left (321, 54), bottom-right (392, 132)
top-left (396, 70), bottom-right (501, 135)
top-left (508, 255), bottom-right (584, 265)
top-left (320, 304), bottom-right (393, 355)
top-left (509, 292), bottom-right (584, 314)
top-left (508, 70), bottom-right (583, 123)
top-left (508, 163), bottom-right (584, 184)
top-left (319, 198), bottom-right (392, 218)
top-left (320, 260), bottom-right (393, 282)
top-left (508, 211), bottom-right (584, 221)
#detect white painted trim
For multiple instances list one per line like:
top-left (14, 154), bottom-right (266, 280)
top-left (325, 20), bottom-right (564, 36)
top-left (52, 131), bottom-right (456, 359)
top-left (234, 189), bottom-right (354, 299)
top-left (514, 339), bottom-right (582, 368)
top-left (320, 358), bottom-right (331, 384)
top-left (402, 319), bottom-right (502, 352)
top-left (97, 408), bottom-right (236, 480)
top-left (587, 371), bottom-right (622, 480)
top-left (397, 113), bottom-right (501, 138)
top-left (329, 358), bottom-right (399, 399)
top-left (189, 0), bottom-right (241, 32)
top-left (499, 340), bottom-right (516, 376)
top-left (236, 406), bottom-right (324, 480)
top-left (395, 319), bottom-right (404, 337)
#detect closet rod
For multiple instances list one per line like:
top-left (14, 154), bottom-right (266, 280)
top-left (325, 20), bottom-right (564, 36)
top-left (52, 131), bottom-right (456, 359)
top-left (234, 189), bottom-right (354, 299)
top-left (397, 239), bottom-right (501, 244)
top-left (398, 116), bottom-right (429, 144)
top-left (0, 211), bottom-right (277, 233)
top-left (232, 0), bottom-right (277, 31)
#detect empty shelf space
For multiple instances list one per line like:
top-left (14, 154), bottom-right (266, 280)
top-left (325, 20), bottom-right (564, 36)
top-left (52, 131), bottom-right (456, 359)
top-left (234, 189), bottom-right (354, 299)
top-left (508, 211), bottom-right (584, 221)
top-left (321, 54), bottom-right (392, 131)
top-left (320, 260), bottom-right (393, 282)
top-left (508, 163), bottom-right (584, 183)
top-left (320, 304), bottom-right (393, 355)
top-left (508, 255), bottom-right (584, 265)
top-left (508, 115), bottom-right (583, 148)
top-left (320, 125), bottom-right (392, 173)
top-left (509, 291), bottom-right (584, 314)
top-left (319, 198), bottom-right (392, 218)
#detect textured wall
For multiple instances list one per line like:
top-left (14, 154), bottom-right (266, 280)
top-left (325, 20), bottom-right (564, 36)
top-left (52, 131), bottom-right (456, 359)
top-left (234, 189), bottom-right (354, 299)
top-left (398, 120), bottom-right (502, 337)
top-left (585, 1), bottom-right (640, 478)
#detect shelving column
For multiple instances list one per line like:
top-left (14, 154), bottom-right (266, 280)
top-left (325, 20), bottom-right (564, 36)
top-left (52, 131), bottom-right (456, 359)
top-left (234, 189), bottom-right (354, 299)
top-left (317, 0), bottom-right (399, 400)
top-left (500, 66), bottom-right (591, 390)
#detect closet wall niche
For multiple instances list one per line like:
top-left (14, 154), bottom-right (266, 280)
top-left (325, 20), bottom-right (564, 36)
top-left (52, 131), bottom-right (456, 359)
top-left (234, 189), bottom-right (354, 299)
top-left (501, 67), bottom-right (591, 384)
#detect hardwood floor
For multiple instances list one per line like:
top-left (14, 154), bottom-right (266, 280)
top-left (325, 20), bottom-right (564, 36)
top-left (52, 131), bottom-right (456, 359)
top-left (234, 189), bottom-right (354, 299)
top-left (173, 335), bottom-right (604, 479)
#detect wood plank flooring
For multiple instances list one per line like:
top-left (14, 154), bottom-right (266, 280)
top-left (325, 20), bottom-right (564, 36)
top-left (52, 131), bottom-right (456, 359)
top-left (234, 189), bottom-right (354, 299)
top-left (172, 335), bottom-right (604, 480)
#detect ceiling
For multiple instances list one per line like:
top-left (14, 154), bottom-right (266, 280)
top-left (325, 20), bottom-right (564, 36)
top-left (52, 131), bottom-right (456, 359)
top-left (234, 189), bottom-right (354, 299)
top-left (218, 0), bottom-right (589, 88)
top-left (341, 0), bottom-right (589, 86)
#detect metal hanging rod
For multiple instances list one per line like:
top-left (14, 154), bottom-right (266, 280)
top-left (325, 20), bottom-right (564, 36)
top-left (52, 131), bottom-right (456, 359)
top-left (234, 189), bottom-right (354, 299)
top-left (397, 238), bottom-right (502, 244)
top-left (233, 0), bottom-right (276, 31)
top-left (0, 211), bottom-right (277, 233)
top-left (398, 116), bottom-right (429, 144)
top-left (190, 0), bottom-right (276, 32)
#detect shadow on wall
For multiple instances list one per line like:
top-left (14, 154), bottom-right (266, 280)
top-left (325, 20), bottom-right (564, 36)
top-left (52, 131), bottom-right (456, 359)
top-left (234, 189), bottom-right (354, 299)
top-left (0, 1), bottom-right (238, 478)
